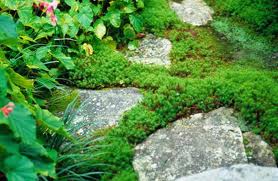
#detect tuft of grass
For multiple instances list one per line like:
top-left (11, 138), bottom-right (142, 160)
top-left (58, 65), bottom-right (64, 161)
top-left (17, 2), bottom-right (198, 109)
top-left (48, 88), bottom-right (81, 115)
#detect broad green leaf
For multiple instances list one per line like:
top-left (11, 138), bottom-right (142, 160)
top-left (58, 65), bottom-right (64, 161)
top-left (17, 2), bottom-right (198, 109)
top-left (19, 35), bottom-right (36, 43)
top-left (0, 68), bottom-right (7, 97)
top-left (137, 0), bottom-right (144, 8)
top-left (35, 106), bottom-right (71, 139)
top-left (57, 13), bottom-right (74, 36)
top-left (0, 15), bottom-right (18, 46)
top-left (24, 50), bottom-right (49, 71)
top-left (8, 69), bottom-right (34, 89)
top-left (26, 59), bottom-right (49, 71)
top-left (77, 5), bottom-right (94, 29)
top-left (36, 77), bottom-right (57, 90)
top-left (124, 24), bottom-right (136, 40)
top-left (35, 106), bottom-right (63, 132)
top-left (0, 112), bottom-right (9, 125)
top-left (7, 80), bottom-right (26, 104)
top-left (2, 0), bottom-right (31, 10)
top-left (107, 10), bottom-right (121, 28)
top-left (123, 4), bottom-right (136, 13)
top-left (4, 155), bottom-right (37, 181)
top-left (65, 0), bottom-right (78, 9)
top-left (128, 40), bottom-right (139, 50)
top-left (17, 6), bottom-right (33, 25)
top-left (34, 23), bottom-right (55, 40)
top-left (36, 46), bottom-right (49, 61)
top-left (19, 143), bottom-right (57, 178)
top-left (129, 15), bottom-right (143, 32)
top-left (32, 157), bottom-right (56, 178)
top-left (93, 20), bottom-right (106, 39)
top-left (8, 104), bottom-right (36, 144)
top-left (20, 142), bottom-right (49, 158)
top-left (92, 4), bottom-right (102, 15)
top-left (0, 128), bottom-right (19, 154)
top-left (103, 36), bottom-right (117, 50)
top-left (52, 50), bottom-right (75, 70)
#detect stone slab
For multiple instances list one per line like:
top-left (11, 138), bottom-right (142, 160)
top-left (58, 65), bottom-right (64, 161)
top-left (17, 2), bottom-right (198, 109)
top-left (133, 108), bottom-right (247, 181)
top-left (72, 88), bottom-right (143, 135)
top-left (176, 164), bottom-right (278, 181)
top-left (170, 0), bottom-right (213, 26)
top-left (126, 34), bottom-right (172, 66)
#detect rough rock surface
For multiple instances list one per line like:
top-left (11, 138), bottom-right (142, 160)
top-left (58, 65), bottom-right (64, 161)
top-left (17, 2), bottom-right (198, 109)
top-left (72, 88), bottom-right (143, 134)
top-left (243, 132), bottom-right (277, 167)
top-left (126, 34), bottom-right (172, 66)
top-left (133, 108), bottom-right (247, 181)
top-left (176, 164), bottom-right (278, 181)
top-left (170, 0), bottom-right (213, 26)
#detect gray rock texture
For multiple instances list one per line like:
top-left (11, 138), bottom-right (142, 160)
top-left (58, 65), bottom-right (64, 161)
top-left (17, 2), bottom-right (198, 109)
top-left (170, 0), bottom-right (213, 26)
top-left (133, 108), bottom-right (247, 181)
top-left (243, 132), bottom-right (277, 167)
top-left (126, 34), bottom-right (172, 66)
top-left (176, 164), bottom-right (278, 181)
top-left (72, 88), bottom-right (143, 134)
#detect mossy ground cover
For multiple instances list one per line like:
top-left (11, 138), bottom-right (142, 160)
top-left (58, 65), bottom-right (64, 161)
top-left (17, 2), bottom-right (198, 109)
top-left (69, 0), bottom-right (278, 180)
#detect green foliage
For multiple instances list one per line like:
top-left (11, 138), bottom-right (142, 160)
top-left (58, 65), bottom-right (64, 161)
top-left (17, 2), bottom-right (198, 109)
top-left (166, 27), bottom-right (229, 62)
top-left (205, 0), bottom-right (278, 36)
top-left (48, 88), bottom-right (80, 115)
top-left (140, 0), bottom-right (180, 34)
top-left (70, 40), bottom-right (278, 179)
top-left (0, 65), bottom-right (69, 180)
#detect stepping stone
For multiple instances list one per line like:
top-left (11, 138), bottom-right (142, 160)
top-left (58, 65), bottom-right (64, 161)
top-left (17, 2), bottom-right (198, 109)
top-left (170, 0), bottom-right (214, 26)
top-left (72, 88), bottom-right (143, 135)
top-left (176, 164), bottom-right (278, 181)
top-left (133, 108), bottom-right (248, 181)
top-left (243, 132), bottom-right (277, 167)
top-left (126, 34), bottom-right (172, 66)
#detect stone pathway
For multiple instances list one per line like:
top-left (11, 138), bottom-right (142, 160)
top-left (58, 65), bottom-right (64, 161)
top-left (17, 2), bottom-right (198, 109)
top-left (133, 108), bottom-right (247, 181)
top-left (170, 0), bottom-right (213, 26)
top-left (176, 164), bottom-right (278, 181)
top-left (125, 34), bottom-right (172, 66)
top-left (72, 88), bottom-right (143, 135)
top-left (133, 108), bottom-right (277, 181)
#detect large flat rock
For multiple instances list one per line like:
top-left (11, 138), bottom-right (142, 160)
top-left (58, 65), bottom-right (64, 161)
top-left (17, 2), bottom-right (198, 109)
top-left (72, 88), bottom-right (143, 135)
top-left (133, 108), bottom-right (247, 181)
top-left (170, 0), bottom-right (213, 26)
top-left (176, 164), bottom-right (278, 181)
top-left (126, 34), bottom-right (172, 66)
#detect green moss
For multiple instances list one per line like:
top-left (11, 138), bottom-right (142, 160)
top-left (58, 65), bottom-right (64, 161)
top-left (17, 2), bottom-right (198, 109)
top-left (140, 0), bottom-right (181, 34)
top-left (205, 0), bottom-right (278, 37)
top-left (69, 1), bottom-right (278, 179)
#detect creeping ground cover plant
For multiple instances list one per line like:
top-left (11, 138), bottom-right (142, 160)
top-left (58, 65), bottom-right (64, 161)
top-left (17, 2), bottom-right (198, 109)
top-left (0, 0), bottom-right (146, 180)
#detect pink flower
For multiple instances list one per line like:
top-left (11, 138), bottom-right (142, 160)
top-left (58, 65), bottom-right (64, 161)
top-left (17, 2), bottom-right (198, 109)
top-left (1, 102), bottom-right (15, 117)
top-left (36, 0), bottom-right (59, 26)
top-left (50, 14), bottom-right (58, 26)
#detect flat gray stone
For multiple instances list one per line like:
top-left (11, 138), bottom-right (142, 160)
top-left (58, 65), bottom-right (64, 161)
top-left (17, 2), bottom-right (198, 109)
top-left (126, 34), bottom-right (172, 66)
top-left (243, 132), bottom-right (277, 167)
top-left (170, 0), bottom-right (213, 26)
top-left (133, 108), bottom-right (247, 181)
top-left (72, 88), bottom-right (143, 135)
top-left (176, 164), bottom-right (278, 181)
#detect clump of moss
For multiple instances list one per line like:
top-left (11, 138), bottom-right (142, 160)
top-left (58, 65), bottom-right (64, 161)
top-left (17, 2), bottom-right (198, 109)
top-left (140, 0), bottom-right (181, 34)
